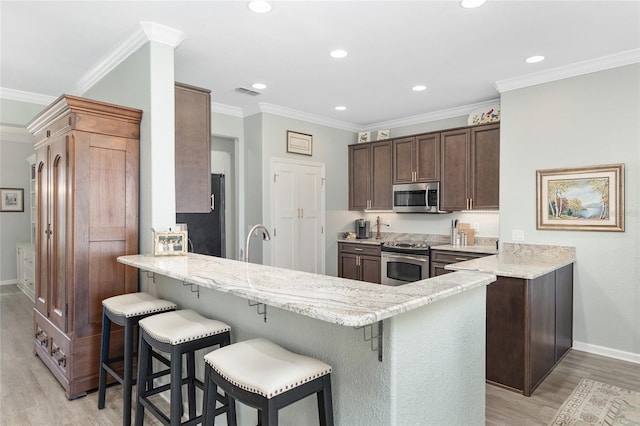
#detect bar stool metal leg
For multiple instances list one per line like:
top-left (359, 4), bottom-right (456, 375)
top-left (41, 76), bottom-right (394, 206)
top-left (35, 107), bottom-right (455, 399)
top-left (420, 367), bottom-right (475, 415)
top-left (97, 306), bottom-right (111, 410)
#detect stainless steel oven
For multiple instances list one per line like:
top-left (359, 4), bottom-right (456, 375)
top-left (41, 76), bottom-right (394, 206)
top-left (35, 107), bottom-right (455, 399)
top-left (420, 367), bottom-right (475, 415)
top-left (381, 242), bottom-right (430, 286)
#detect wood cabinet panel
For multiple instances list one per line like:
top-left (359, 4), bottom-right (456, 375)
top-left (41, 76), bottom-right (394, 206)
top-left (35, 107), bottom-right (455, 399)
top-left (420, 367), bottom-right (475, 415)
top-left (28, 95), bottom-right (141, 399)
top-left (528, 272), bottom-right (556, 392)
top-left (393, 137), bottom-right (415, 184)
top-left (555, 265), bottom-right (574, 360)
top-left (440, 129), bottom-right (470, 211)
top-left (470, 124), bottom-right (500, 210)
top-left (393, 133), bottom-right (440, 184)
top-left (175, 83), bottom-right (211, 213)
top-left (348, 141), bottom-right (392, 211)
top-left (338, 242), bottom-right (381, 284)
top-left (429, 249), bottom-right (489, 277)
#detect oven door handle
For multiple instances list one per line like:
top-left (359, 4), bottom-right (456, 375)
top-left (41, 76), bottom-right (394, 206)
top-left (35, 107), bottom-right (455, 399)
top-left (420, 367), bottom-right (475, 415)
top-left (382, 253), bottom-right (429, 263)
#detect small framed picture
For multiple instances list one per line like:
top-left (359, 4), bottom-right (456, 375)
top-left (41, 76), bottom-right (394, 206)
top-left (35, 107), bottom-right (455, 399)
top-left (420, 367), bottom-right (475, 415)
top-left (287, 130), bottom-right (313, 156)
top-left (377, 130), bottom-right (390, 140)
top-left (358, 132), bottom-right (370, 143)
top-left (1, 188), bottom-right (24, 212)
top-left (154, 231), bottom-right (188, 256)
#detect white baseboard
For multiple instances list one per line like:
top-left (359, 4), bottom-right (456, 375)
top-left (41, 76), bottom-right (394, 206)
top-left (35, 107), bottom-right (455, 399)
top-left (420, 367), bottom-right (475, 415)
top-left (0, 279), bottom-right (18, 286)
top-left (573, 340), bottom-right (640, 364)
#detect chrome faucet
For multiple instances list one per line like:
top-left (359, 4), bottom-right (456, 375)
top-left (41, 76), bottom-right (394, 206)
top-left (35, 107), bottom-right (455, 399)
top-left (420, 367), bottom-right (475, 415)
top-left (244, 224), bottom-right (271, 262)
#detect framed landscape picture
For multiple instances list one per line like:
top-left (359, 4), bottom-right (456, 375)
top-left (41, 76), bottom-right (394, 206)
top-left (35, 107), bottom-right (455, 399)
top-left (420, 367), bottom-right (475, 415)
top-left (536, 164), bottom-right (624, 232)
top-left (1, 188), bottom-right (24, 212)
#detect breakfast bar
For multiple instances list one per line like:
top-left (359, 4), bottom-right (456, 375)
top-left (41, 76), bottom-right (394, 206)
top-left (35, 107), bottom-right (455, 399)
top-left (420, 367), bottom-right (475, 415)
top-left (118, 253), bottom-right (496, 425)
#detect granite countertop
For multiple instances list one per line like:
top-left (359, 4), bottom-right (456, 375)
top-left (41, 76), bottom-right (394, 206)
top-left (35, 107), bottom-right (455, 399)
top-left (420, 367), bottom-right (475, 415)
top-left (118, 253), bottom-right (496, 327)
top-left (337, 238), bottom-right (383, 245)
top-left (445, 243), bottom-right (576, 279)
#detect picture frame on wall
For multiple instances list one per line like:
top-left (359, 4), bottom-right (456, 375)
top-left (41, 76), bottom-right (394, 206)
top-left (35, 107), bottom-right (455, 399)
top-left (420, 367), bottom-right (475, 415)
top-left (154, 231), bottom-right (188, 256)
top-left (0, 188), bottom-right (24, 212)
top-left (536, 163), bottom-right (624, 232)
top-left (286, 130), bottom-right (313, 156)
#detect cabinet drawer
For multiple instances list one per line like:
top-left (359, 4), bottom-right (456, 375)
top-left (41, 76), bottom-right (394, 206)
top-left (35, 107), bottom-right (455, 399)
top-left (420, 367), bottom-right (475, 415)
top-left (431, 250), bottom-right (487, 264)
top-left (339, 242), bottom-right (381, 257)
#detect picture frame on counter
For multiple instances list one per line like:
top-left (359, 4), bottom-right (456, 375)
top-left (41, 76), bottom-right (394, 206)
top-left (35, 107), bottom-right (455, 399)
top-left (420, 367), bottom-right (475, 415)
top-left (154, 231), bottom-right (188, 256)
top-left (0, 188), bottom-right (24, 212)
top-left (536, 163), bottom-right (624, 232)
top-left (286, 130), bottom-right (313, 156)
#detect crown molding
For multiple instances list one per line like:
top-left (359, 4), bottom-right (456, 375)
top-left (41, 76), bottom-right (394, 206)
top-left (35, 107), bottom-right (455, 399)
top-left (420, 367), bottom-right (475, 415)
top-left (0, 88), bottom-right (56, 105)
top-left (0, 125), bottom-right (35, 144)
top-left (363, 98), bottom-right (501, 130)
top-left (75, 21), bottom-right (184, 95)
top-left (495, 48), bottom-right (640, 93)
top-left (212, 102), bottom-right (244, 118)
top-left (256, 103), bottom-right (362, 132)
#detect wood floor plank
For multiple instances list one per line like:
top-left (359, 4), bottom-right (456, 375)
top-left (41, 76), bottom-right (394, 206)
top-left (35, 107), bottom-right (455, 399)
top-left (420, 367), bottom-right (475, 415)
top-left (2, 285), bottom-right (639, 425)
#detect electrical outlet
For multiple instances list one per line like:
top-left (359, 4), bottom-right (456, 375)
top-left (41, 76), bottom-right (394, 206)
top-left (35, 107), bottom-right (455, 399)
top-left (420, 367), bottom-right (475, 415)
top-left (512, 229), bottom-right (525, 241)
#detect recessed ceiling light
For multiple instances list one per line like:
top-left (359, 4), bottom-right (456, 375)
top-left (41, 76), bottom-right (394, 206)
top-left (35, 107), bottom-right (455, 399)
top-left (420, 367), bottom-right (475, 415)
top-left (525, 55), bottom-right (545, 64)
top-left (335, 106), bottom-right (347, 111)
top-left (412, 85), bottom-right (427, 92)
top-left (248, 1), bottom-right (272, 13)
top-left (460, 0), bottom-right (487, 9)
top-left (252, 83), bottom-right (267, 90)
top-left (330, 49), bottom-right (348, 59)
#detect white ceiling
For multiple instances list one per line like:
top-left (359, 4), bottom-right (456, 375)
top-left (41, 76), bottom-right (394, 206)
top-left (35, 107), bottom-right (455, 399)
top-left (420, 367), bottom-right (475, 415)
top-left (1, 1), bottom-right (639, 130)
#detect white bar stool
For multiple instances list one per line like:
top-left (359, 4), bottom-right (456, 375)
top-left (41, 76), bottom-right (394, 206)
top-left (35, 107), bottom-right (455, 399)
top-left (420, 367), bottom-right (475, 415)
top-left (135, 309), bottom-right (232, 426)
top-left (98, 292), bottom-right (177, 426)
top-left (202, 338), bottom-right (334, 426)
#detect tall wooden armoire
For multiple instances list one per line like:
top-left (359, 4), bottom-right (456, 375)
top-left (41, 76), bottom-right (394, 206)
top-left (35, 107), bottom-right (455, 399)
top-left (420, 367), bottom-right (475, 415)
top-left (27, 95), bottom-right (142, 399)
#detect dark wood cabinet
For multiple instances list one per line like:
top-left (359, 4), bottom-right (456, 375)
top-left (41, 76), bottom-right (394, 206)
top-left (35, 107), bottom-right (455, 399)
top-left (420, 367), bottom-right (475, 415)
top-left (348, 140), bottom-right (392, 211)
top-left (430, 249), bottom-right (490, 277)
top-left (470, 124), bottom-right (500, 210)
top-left (393, 132), bottom-right (440, 184)
top-left (28, 95), bottom-right (141, 399)
top-left (440, 124), bottom-right (499, 211)
top-left (338, 242), bottom-right (381, 284)
top-left (175, 82), bottom-right (212, 213)
top-left (486, 264), bottom-right (573, 396)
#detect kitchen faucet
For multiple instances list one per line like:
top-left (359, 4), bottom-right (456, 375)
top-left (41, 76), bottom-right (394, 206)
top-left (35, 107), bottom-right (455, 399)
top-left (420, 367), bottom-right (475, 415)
top-left (244, 224), bottom-right (271, 262)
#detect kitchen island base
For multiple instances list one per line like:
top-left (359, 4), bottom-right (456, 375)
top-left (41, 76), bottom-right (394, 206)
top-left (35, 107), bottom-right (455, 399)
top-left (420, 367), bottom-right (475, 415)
top-left (145, 274), bottom-right (487, 426)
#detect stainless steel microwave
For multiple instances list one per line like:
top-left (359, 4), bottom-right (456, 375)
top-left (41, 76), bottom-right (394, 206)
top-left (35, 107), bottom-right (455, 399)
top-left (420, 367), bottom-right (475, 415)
top-left (392, 182), bottom-right (450, 213)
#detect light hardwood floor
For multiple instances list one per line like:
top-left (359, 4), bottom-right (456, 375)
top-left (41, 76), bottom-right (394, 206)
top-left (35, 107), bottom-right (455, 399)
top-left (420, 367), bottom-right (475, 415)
top-left (1, 285), bottom-right (639, 425)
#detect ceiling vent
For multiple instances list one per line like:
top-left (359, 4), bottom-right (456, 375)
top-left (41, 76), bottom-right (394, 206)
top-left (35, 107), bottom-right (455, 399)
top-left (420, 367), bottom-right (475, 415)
top-left (235, 87), bottom-right (261, 96)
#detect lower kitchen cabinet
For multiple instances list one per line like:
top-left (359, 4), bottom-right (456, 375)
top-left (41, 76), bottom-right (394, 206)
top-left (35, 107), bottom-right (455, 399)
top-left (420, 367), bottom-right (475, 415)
top-left (338, 242), bottom-right (381, 284)
top-left (486, 264), bottom-right (573, 396)
top-left (430, 249), bottom-right (489, 277)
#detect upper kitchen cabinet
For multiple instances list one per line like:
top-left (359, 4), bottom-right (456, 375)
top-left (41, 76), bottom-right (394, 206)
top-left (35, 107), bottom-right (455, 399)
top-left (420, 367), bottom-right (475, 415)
top-left (393, 132), bottom-right (440, 184)
top-left (349, 140), bottom-right (393, 211)
top-left (440, 124), bottom-right (500, 211)
top-left (175, 83), bottom-right (212, 213)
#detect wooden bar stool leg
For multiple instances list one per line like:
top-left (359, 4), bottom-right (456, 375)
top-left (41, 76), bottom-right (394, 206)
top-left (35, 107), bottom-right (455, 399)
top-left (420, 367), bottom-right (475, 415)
top-left (97, 307), bottom-right (111, 410)
top-left (170, 347), bottom-right (183, 426)
top-left (122, 317), bottom-right (134, 426)
top-left (187, 351), bottom-right (196, 420)
top-left (318, 375), bottom-right (334, 426)
top-left (134, 332), bottom-right (150, 426)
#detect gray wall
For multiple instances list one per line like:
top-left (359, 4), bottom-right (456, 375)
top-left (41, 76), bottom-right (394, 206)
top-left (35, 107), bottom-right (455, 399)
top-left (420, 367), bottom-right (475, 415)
top-left (0, 139), bottom-right (35, 282)
top-left (500, 63), bottom-right (640, 358)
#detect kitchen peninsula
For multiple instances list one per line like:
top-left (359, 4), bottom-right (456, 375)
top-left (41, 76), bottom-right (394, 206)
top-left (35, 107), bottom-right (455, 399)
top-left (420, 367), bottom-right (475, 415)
top-left (447, 243), bottom-right (576, 396)
top-left (118, 253), bottom-right (496, 425)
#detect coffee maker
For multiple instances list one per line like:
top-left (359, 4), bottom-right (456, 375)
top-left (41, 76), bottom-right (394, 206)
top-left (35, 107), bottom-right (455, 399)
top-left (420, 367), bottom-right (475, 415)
top-left (355, 219), bottom-right (370, 239)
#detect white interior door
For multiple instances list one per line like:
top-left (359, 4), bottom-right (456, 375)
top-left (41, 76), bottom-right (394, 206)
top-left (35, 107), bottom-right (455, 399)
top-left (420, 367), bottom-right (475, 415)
top-left (272, 159), bottom-right (325, 274)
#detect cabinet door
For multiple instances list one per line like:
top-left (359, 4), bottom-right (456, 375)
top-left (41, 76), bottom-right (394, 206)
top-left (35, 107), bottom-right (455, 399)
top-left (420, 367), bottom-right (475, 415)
top-left (393, 137), bottom-right (415, 184)
top-left (415, 132), bottom-right (440, 182)
top-left (440, 129), bottom-right (470, 211)
top-left (175, 83), bottom-right (211, 213)
top-left (348, 144), bottom-right (371, 210)
top-left (338, 252), bottom-right (360, 281)
top-left (49, 135), bottom-right (69, 333)
top-left (470, 124), bottom-right (500, 210)
top-left (35, 146), bottom-right (49, 317)
top-left (360, 255), bottom-right (381, 284)
top-left (370, 141), bottom-right (393, 210)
